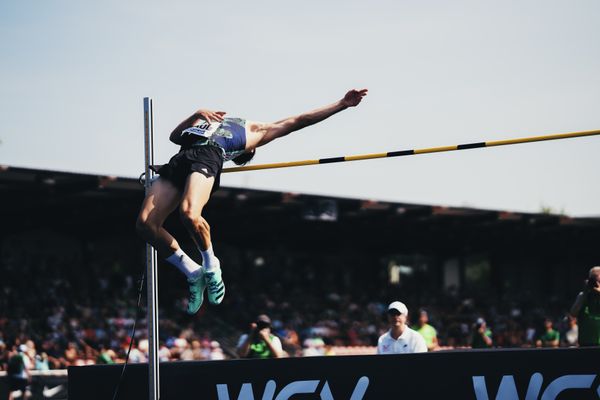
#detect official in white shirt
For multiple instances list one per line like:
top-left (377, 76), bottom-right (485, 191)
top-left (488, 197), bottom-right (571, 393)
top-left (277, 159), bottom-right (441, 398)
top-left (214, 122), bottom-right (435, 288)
top-left (377, 301), bottom-right (427, 354)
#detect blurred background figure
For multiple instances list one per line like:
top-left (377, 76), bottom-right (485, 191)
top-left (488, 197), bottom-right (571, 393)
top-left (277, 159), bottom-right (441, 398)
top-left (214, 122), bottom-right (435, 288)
top-left (34, 352), bottom-right (50, 371)
top-left (276, 323), bottom-right (301, 357)
top-left (561, 315), bottom-right (579, 347)
top-left (415, 309), bottom-right (439, 352)
top-left (536, 318), bottom-right (560, 348)
top-left (96, 343), bottom-right (116, 365)
top-left (7, 344), bottom-right (32, 400)
top-left (128, 339), bottom-right (148, 363)
top-left (0, 339), bottom-right (8, 370)
top-left (237, 315), bottom-right (283, 359)
top-left (210, 341), bottom-right (225, 360)
top-left (302, 337), bottom-right (326, 357)
top-left (471, 318), bottom-right (493, 349)
top-left (570, 266), bottom-right (600, 347)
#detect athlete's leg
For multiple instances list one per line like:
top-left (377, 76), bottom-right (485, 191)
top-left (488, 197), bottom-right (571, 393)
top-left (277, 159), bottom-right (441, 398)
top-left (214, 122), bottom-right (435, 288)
top-left (179, 172), bottom-right (214, 252)
top-left (136, 178), bottom-right (205, 313)
top-left (179, 171), bottom-right (225, 305)
top-left (136, 178), bottom-right (182, 255)
top-left (137, 177), bottom-right (209, 314)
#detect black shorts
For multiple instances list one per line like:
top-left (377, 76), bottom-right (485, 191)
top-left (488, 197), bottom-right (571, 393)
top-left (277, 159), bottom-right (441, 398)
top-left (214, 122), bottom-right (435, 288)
top-left (8, 377), bottom-right (29, 392)
top-left (154, 145), bottom-right (224, 194)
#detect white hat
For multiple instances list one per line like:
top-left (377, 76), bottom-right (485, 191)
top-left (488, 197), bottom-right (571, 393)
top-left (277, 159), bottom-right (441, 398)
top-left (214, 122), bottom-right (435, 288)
top-left (388, 301), bottom-right (408, 315)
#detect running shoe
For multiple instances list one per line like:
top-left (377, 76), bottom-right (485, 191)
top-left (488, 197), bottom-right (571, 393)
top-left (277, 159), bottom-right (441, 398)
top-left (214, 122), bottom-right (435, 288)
top-left (186, 269), bottom-right (206, 315)
top-left (205, 261), bottom-right (225, 305)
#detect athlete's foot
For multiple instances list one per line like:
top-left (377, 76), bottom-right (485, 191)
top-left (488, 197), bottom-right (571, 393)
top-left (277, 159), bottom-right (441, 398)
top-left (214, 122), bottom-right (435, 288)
top-left (205, 259), bottom-right (225, 305)
top-left (186, 269), bottom-right (206, 315)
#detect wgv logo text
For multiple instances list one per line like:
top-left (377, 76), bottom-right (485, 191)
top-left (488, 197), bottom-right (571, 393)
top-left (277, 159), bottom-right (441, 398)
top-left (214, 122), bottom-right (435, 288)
top-left (216, 376), bottom-right (369, 400)
top-left (473, 373), bottom-right (600, 400)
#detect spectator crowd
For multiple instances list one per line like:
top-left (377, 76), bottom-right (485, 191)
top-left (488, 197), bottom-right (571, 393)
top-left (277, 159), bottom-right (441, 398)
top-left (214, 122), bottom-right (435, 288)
top-left (0, 233), bottom-right (594, 372)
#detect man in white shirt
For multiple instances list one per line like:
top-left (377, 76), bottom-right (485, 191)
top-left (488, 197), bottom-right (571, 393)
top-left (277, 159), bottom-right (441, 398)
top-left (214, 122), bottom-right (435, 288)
top-left (377, 301), bottom-right (427, 354)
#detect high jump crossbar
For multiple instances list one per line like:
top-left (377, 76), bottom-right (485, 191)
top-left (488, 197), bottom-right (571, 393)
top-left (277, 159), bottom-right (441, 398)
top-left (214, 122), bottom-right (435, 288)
top-left (222, 129), bottom-right (600, 173)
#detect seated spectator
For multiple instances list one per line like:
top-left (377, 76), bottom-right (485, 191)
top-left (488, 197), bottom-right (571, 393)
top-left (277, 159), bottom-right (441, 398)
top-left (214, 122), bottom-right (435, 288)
top-left (302, 337), bottom-right (326, 357)
top-left (34, 352), bottom-right (50, 371)
top-left (0, 339), bottom-right (8, 371)
top-left (471, 318), bottom-right (493, 349)
top-left (562, 315), bottom-right (578, 347)
top-left (415, 309), bottom-right (439, 351)
top-left (210, 341), bottom-right (225, 360)
top-left (536, 318), bottom-right (559, 348)
top-left (96, 344), bottom-right (116, 365)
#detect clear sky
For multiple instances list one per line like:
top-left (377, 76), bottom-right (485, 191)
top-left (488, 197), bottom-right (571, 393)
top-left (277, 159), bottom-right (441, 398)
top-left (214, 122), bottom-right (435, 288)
top-left (1, 0), bottom-right (599, 216)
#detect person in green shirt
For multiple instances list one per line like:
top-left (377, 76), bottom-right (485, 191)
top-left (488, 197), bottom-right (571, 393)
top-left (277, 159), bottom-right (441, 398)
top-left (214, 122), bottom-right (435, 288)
top-left (471, 318), bottom-right (493, 349)
top-left (96, 344), bottom-right (115, 365)
top-left (536, 318), bottom-right (560, 348)
top-left (237, 314), bottom-right (283, 359)
top-left (415, 309), bottom-right (439, 351)
top-left (570, 266), bottom-right (600, 347)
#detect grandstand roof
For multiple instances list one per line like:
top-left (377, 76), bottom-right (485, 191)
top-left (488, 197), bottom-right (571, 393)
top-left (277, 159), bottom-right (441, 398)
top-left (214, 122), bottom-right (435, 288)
top-left (1, 166), bottom-right (598, 256)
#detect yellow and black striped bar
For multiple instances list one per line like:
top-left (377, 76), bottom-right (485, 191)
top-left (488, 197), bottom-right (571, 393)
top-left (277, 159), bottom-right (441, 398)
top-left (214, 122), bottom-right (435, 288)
top-left (223, 129), bottom-right (600, 173)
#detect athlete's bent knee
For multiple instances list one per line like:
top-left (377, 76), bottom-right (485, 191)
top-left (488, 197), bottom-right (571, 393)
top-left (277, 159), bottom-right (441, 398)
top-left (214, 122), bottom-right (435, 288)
top-left (179, 207), bottom-right (201, 227)
top-left (136, 217), bottom-right (158, 240)
top-left (180, 209), bottom-right (211, 236)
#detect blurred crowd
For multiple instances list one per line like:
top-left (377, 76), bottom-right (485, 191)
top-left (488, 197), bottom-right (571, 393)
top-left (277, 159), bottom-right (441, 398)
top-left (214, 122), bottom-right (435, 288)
top-left (0, 233), bottom-right (587, 371)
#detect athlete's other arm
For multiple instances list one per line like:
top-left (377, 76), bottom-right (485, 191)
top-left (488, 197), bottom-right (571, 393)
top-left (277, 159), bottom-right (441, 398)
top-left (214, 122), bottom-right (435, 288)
top-left (169, 109), bottom-right (227, 145)
top-left (250, 88), bottom-right (368, 148)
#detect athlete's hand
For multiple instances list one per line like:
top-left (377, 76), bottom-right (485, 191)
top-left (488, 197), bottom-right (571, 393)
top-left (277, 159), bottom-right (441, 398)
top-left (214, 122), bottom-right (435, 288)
top-left (195, 109), bottom-right (226, 122)
top-left (341, 89), bottom-right (368, 108)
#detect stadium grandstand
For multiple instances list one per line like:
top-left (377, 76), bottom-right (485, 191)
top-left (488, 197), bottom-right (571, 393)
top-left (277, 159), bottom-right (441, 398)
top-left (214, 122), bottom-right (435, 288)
top-left (1, 165), bottom-right (599, 398)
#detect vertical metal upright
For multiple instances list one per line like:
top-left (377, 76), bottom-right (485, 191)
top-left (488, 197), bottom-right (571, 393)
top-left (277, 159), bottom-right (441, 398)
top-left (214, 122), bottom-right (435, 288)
top-left (143, 97), bottom-right (160, 400)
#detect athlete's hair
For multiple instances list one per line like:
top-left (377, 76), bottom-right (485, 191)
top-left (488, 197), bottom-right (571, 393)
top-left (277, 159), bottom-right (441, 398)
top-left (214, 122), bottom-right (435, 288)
top-left (232, 149), bottom-right (255, 166)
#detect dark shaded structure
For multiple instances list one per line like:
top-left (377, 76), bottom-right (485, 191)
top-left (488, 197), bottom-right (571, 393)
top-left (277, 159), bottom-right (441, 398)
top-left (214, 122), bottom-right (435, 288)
top-left (1, 165), bottom-right (597, 303)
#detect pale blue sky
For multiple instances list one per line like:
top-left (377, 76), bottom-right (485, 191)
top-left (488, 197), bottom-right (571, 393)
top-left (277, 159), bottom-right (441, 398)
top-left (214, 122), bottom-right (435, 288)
top-left (1, 0), bottom-right (599, 215)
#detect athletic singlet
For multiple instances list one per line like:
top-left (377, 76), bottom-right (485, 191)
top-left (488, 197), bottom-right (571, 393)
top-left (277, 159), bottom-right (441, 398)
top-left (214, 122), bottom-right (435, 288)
top-left (181, 118), bottom-right (247, 161)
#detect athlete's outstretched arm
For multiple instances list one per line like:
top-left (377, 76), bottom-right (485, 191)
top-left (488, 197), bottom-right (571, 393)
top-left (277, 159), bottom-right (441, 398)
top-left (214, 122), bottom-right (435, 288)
top-left (276, 88), bottom-right (368, 128)
top-left (250, 88), bottom-right (368, 148)
top-left (169, 109), bottom-right (227, 145)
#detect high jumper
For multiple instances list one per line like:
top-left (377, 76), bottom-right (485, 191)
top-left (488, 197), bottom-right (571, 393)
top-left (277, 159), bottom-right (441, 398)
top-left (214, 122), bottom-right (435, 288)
top-left (136, 88), bottom-right (368, 314)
